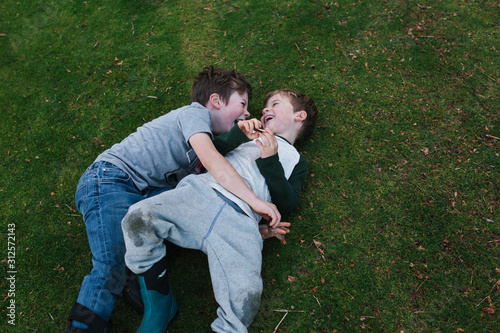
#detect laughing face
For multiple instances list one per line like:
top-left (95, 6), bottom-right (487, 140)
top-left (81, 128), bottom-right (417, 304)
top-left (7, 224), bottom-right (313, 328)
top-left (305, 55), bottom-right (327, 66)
top-left (261, 93), bottom-right (296, 134)
top-left (211, 91), bottom-right (250, 135)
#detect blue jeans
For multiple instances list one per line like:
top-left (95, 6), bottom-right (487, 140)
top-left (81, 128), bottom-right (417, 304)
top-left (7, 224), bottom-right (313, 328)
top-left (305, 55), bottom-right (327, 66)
top-left (74, 161), bottom-right (171, 323)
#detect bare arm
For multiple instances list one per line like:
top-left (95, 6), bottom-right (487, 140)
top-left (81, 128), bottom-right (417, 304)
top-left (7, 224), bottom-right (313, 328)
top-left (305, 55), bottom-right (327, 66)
top-left (189, 132), bottom-right (281, 226)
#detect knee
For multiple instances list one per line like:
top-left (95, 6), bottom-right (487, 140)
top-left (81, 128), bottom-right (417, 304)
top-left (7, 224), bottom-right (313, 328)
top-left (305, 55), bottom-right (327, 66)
top-left (123, 205), bottom-right (143, 228)
top-left (122, 206), bottom-right (149, 247)
top-left (238, 282), bottom-right (262, 326)
top-left (237, 278), bottom-right (262, 305)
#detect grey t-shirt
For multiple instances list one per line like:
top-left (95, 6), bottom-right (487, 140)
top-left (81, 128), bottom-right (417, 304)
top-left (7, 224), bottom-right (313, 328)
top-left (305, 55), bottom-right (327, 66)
top-left (95, 102), bottom-right (213, 190)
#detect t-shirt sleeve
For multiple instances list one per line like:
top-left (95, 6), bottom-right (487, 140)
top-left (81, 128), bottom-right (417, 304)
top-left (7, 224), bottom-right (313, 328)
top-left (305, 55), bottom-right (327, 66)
top-left (178, 106), bottom-right (213, 144)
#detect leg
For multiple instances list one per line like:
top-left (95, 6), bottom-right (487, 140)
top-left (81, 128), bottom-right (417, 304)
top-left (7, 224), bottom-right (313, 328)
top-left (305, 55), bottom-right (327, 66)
top-left (122, 181), bottom-right (208, 274)
top-left (68, 162), bottom-right (145, 331)
top-left (122, 178), bottom-right (226, 332)
top-left (122, 186), bottom-right (202, 332)
top-left (135, 255), bottom-right (178, 333)
top-left (203, 205), bottom-right (264, 333)
top-left (122, 188), bottom-right (177, 315)
top-left (122, 177), bottom-right (263, 332)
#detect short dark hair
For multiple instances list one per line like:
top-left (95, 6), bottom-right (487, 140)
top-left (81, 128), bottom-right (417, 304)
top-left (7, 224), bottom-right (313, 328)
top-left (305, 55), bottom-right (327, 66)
top-left (263, 89), bottom-right (318, 144)
top-left (191, 66), bottom-right (252, 105)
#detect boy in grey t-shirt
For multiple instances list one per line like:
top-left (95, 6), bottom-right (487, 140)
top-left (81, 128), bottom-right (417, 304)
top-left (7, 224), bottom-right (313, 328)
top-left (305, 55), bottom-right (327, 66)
top-left (66, 67), bottom-right (282, 333)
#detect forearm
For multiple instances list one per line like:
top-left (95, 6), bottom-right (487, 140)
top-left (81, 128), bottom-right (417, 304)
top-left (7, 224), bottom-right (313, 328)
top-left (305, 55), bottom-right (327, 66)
top-left (190, 132), bottom-right (280, 225)
top-left (204, 153), bottom-right (261, 205)
top-left (213, 125), bottom-right (250, 155)
top-left (257, 154), bottom-right (306, 213)
top-left (190, 132), bottom-right (260, 206)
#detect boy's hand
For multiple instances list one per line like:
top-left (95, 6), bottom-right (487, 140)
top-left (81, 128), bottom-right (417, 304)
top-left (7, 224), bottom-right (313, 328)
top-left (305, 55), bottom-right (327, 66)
top-left (249, 198), bottom-right (281, 228)
top-left (259, 222), bottom-right (291, 239)
top-left (272, 221), bottom-right (291, 235)
top-left (237, 119), bottom-right (262, 140)
top-left (256, 129), bottom-right (278, 159)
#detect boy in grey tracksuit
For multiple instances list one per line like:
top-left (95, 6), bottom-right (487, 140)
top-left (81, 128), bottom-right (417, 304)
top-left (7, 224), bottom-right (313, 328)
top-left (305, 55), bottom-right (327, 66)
top-left (122, 89), bottom-right (318, 332)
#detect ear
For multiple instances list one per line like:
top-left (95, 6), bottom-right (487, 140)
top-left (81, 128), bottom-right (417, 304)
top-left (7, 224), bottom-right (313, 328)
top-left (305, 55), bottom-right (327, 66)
top-left (295, 110), bottom-right (307, 122)
top-left (208, 93), bottom-right (222, 110)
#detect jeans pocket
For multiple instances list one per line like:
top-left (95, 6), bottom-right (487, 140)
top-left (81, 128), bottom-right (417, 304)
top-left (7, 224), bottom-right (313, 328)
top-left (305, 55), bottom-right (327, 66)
top-left (99, 165), bottom-right (131, 183)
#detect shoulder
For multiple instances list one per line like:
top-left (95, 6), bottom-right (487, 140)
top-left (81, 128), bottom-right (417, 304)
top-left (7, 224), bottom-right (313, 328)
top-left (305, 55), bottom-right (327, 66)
top-left (170, 102), bottom-right (208, 116)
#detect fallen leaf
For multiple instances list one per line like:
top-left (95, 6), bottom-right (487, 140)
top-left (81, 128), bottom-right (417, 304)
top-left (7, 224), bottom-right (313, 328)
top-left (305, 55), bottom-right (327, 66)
top-left (482, 307), bottom-right (495, 314)
top-left (313, 239), bottom-right (324, 247)
top-left (288, 276), bottom-right (296, 283)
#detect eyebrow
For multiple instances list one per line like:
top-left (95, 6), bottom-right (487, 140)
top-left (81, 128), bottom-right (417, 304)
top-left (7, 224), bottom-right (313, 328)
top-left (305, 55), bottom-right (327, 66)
top-left (266, 97), bottom-right (280, 107)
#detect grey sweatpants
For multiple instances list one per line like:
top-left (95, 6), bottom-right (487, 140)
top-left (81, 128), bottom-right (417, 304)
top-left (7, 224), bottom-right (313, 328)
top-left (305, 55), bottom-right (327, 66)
top-left (122, 175), bottom-right (264, 333)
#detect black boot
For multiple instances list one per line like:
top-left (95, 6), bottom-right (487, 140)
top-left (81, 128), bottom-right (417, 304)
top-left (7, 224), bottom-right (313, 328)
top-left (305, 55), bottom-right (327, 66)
top-left (65, 303), bottom-right (112, 333)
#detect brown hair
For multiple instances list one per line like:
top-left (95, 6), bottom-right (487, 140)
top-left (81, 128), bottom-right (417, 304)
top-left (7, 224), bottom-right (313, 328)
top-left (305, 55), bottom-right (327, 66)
top-left (263, 89), bottom-right (318, 143)
top-left (191, 66), bottom-right (252, 105)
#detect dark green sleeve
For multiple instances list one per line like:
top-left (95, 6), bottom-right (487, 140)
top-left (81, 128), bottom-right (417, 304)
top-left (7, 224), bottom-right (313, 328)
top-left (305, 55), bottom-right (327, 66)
top-left (256, 154), bottom-right (307, 214)
top-left (212, 125), bottom-right (250, 156)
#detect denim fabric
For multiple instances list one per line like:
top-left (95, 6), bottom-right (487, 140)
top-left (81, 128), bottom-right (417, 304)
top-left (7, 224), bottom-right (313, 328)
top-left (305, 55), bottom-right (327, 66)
top-left (74, 161), bottom-right (171, 323)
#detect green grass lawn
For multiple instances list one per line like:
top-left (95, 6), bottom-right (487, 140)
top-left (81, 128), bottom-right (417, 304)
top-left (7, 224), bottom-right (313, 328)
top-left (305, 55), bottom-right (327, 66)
top-left (1, 0), bottom-right (498, 332)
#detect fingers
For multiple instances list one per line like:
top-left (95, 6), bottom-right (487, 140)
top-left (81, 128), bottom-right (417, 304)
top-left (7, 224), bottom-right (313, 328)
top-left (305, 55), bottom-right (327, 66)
top-left (256, 130), bottom-right (278, 158)
top-left (259, 131), bottom-right (277, 146)
top-left (261, 205), bottom-right (281, 227)
top-left (253, 199), bottom-right (281, 227)
top-left (238, 119), bottom-right (262, 133)
top-left (274, 221), bottom-right (290, 234)
top-left (261, 221), bottom-right (290, 240)
top-left (268, 208), bottom-right (281, 228)
top-left (273, 227), bottom-right (290, 235)
top-left (238, 119), bottom-right (263, 140)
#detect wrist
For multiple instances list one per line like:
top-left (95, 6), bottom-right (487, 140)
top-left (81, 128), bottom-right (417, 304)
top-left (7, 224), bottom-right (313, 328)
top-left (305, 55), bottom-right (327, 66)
top-left (245, 194), bottom-right (262, 208)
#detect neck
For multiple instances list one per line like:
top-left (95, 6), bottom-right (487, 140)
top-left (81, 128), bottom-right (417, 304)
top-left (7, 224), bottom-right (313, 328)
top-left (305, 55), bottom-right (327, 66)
top-left (275, 131), bottom-right (296, 145)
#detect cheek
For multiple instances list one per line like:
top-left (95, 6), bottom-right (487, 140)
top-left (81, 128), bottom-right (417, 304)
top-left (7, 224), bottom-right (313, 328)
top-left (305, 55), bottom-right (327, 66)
top-left (233, 108), bottom-right (244, 119)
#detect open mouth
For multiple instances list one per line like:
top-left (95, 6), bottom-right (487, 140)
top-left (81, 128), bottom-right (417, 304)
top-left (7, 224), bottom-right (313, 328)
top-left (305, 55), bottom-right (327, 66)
top-left (263, 115), bottom-right (274, 125)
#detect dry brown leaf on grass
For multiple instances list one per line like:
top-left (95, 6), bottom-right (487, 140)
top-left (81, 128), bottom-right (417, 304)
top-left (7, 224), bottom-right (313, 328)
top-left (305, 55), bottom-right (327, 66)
top-left (482, 307), bottom-right (495, 314)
